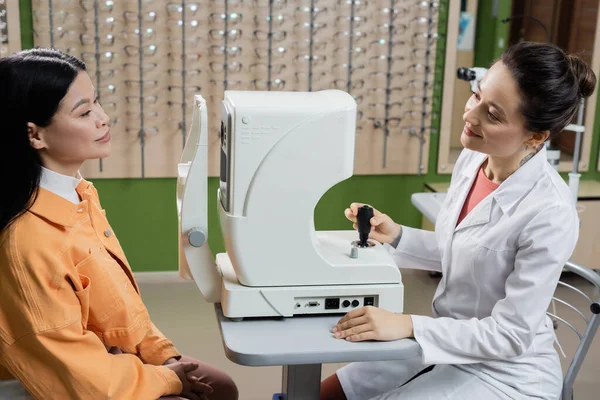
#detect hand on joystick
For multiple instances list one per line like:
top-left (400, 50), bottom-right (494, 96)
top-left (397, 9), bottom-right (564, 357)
top-left (344, 203), bottom-right (402, 245)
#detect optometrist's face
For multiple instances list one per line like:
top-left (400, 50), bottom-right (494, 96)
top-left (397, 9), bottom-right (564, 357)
top-left (461, 61), bottom-right (534, 158)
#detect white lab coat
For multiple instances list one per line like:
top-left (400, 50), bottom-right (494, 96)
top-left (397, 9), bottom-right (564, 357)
top-left (337, 147), bottom-right (578, 400)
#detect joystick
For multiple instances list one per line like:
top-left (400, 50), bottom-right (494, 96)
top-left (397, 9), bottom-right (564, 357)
top-left (356, 205), bottom-right (374, 248)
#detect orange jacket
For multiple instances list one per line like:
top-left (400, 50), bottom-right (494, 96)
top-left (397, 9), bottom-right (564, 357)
top-left (0, 180), bottom-right (183, 399)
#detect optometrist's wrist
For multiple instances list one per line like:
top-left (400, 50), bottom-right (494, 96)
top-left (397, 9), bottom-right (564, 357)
top-left (389, 225), bottom-right (403, 248)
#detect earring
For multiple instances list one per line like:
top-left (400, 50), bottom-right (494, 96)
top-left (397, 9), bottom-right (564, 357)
top-left (525, 145), bottom-right (529, 151)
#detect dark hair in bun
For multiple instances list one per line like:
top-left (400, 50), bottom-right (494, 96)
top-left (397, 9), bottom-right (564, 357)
top-left (500, 41), bottom-right (597, 139)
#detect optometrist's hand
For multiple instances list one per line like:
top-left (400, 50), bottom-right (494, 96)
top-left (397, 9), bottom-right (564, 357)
top-left (344, 203), bottom-right (401, 244)
top-left (331, 306), bottom-right (414, 342)
top-left (164, 361), bottom-right (214, 400)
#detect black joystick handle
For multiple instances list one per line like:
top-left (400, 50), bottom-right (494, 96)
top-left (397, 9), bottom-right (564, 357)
top-left (357, 205), bottom-right (374, 247)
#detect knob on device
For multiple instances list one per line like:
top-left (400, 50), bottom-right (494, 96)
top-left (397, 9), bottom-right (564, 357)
top-left (357, 205), bottom-right (373, 247)
top-left (188, 227), bottom-right (207, 247)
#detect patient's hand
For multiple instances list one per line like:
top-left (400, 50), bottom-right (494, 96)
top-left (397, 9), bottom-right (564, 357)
top-left (164, 361), bottom-right (214, 400)
top-left (163, 358), bottom-right (213, 400)
top-left (345, 203), bottom-right (401, 244)
top-left (105, 345), bottom-right (123, 355)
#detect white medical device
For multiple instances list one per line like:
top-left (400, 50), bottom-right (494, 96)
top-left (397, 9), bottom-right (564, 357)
top-left (177, 90), bottom-right (404, 319)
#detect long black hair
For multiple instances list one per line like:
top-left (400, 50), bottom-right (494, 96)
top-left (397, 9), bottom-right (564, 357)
top-left (0, 48), bottom-right (86, 232)
top-left (500, 41), bottom-right (597, 139)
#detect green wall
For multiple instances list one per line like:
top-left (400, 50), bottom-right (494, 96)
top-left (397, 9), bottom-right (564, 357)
top-left (18, 0), bottom-right (600, 271)
top-left (473, 0), bottom-right (512, 67)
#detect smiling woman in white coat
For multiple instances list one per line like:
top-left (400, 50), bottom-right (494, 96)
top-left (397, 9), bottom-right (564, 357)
top-left (320, 41), bottom-right (598, 400)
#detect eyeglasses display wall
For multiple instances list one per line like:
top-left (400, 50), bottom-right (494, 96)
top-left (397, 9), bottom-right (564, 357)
top-left (31, 0), bottom-right (444, 178)
top-left (0, 2), bottom-right (6, 57)
top-left (1, 0), bottom-right (21, 59)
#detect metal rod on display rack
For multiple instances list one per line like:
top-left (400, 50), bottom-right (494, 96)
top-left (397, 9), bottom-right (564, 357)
top-left (180, 0), bottom-right (187, 149)
top-left (568, 97), bottom-right (586, 203)
top-left (382, 0), bottom-right (395, 169)
top-left (137, 0), bottom-right (146, 178)
top-left (48, 0), bottom-right (54, 48)
top-left (307, 0), bottom-right (315, 92)
top-left (0, 2), bottom-right (6, 58)
top-left (572, 98), bottom-right (585, 174)
top-left (346, 0), bottom-right (356, 95)
top-left (223, 0), bottom-right (229, 90)
top-left (417, 2), bottom-right (435, 176)
top-left (267, 0), bottom-right (273, 90)
top-left (93, 0), bottom-right (103, 172)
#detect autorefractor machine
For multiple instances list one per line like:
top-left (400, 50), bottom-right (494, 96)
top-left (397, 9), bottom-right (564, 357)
top-left (176, 90), bottom-right (404, 319)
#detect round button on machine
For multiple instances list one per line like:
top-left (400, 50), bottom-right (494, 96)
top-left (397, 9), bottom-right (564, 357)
top-left (342, 300), bottom-right (350, 308)
top-left (188, 228), bottom-right (207, 248)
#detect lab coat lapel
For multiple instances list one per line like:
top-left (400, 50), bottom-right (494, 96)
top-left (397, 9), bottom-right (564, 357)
top-left (491, 147), bottom-right (549, 216)
top-left (438, 151), bottom-right (486, 287)
top-left (444, 152), bottom-right (487, 239)
top-left (454, 195), bottom-right (493, 232)
top-left (451, 148), bottom-right (550, 232)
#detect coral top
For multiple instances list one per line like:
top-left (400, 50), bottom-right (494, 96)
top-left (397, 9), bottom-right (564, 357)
top-left (457, 166), bottom-right (500, 226)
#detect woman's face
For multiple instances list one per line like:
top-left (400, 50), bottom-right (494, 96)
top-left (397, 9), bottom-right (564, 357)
top-left (30, 71), bottom-right (111, 174)
top-left (461, 61), bottom-right (539, 159)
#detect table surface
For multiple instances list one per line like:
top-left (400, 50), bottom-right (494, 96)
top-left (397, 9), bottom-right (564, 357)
top-left (425, 180), bottom-right (600, 199)
top-left (424, 182), bottom-right (450, 193)
top-left (215, 304), bottom-right (421, 367)
top-left (411, 193), bottom-right (446, 225)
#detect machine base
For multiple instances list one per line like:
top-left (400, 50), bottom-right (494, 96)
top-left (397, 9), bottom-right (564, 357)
top-left (217, 253), bottom-right (404, 319)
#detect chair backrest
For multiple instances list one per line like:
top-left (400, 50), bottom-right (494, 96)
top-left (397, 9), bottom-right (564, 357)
top-left (547, 260), bottom-right (600, 400)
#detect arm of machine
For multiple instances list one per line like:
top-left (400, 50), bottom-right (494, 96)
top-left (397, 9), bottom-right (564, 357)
top-left (176, 95), bottom-right (221, 304)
